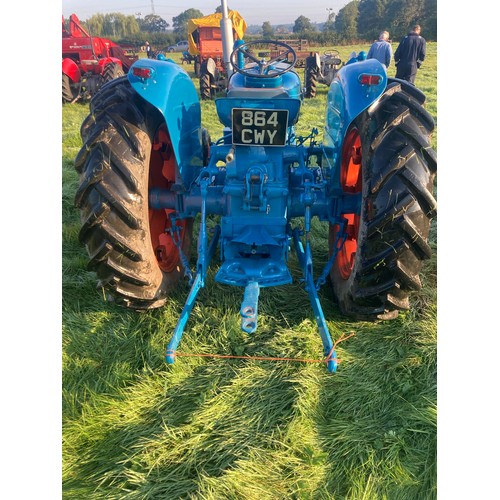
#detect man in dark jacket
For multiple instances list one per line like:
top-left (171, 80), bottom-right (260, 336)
top-left (394, 25), bottom-right (426, 84)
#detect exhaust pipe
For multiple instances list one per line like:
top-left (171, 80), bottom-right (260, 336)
top-left (220, 0), bottom-right (234, 78)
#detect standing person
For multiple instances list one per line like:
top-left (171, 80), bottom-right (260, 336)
top-left (367, 31), bottom-right (393, 68)
top-left (145, 41), bottom-right (152, 59)
top-left (394, 25), bottom-right (426, 84)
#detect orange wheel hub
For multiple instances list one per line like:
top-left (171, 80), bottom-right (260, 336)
top-left (148, 125), bottom-right (184, 273)
top-left (336, 127), bottom-right (362, 280)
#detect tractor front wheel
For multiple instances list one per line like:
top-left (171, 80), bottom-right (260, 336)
top-left (62, 73), bottom-right (78, 103)
top-left (330, 79), bottom-right (437, 320)
top-left (74, 78), bottom-right (193, 309)
top-left (102, 62), bottom-right (125, 83)
top-left (304, 56), bottom-right (318, 98)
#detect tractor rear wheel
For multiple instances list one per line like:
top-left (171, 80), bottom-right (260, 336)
top-left (74, 78), bottom-right (193, 309)
top-left (102, 62), bottom-right (125, 83)
top-left (329, 79), bottom-right (437, 320)
top-left (62, 73), bottom-right (78, 103)
top-left (304, 56), bottom-right (318, 98)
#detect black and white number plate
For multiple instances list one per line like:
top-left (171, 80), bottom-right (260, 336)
top-left (232, 108), bottom-right (288, 146)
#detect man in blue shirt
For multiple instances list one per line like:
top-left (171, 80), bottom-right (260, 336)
top-left (367, 31), bottom-right (392, 68)
top-left (394, 25), bottom-right (426, 84)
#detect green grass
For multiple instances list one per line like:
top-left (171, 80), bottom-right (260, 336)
top-left (63, 43), bottom-right (437, 499)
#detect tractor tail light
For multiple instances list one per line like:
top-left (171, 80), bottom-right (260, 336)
top-left (359, 74), bottom-right (382, 85)
top-left (133, 67), bottom-right (153, 79)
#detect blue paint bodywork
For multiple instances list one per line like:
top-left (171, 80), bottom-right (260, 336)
top-left (323, 59), bottom-right (387, 175)
top-left (128, 58), bottom-right (204, 188)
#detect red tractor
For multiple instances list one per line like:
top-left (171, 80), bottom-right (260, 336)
top-left (62, 14), bottom-right (137, 103)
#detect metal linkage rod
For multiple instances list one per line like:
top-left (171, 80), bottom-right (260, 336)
top-left (292, 227), bottom-right (338, 373)
top-left (315, 219), bottom-right (348, 290)
top-left (165, 225), bottom-right (220, 365)
top-left (165, 173), bottom-right (220, 364)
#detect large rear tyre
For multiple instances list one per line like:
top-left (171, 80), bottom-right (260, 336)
top-left (102, 62), bottom-right (125, 83)
top-left (330, 79), bottom-right (437, 320)
top-left (74, 78), bottom-right (193, 310)
top-left (304, 56), bottom-right (318, 98)
top-left (62, 73), bottom-right (78, 104)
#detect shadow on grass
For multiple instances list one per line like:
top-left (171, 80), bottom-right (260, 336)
top-left (63, 267), bottom-right (308, 496)
top-left (63, 359), bottom-right (300, 498)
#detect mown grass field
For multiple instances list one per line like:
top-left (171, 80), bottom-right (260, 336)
top-left (62, 42), bottom-right (437, 499)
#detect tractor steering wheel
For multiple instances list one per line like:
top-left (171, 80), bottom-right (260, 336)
top-left (324, 50), bottom-right (340, 57)
top-left (230, 40), bottom-right (297, 79)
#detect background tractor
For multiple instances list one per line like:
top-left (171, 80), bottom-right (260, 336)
top-left (62, 14), bottom-right (137, 103)
top-left (74, 2), bottom-right (437, 372)
top-left (270, 39), bottom-right (310, 68)
top-left (304, 50), bottom-right (344, 98)
top-left (187, 10), bottom-right (247, 99)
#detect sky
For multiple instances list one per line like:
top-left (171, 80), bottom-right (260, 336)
top-left (61, 0), bottom-right (350, 26)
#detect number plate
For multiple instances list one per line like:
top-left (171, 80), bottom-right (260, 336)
top-left (232, 108), bottom-right (288, 146)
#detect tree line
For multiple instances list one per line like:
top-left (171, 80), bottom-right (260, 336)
top-left (67, 0), bottom-right (436, 49)
top-left (63, 9), bottom-right (204, 48)
top-left (288, 0), bottom-right (436, 44)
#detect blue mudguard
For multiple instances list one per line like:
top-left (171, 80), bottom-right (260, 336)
top-left (128, 58), bottom-right (204, 188)
top-left (324, 59), bottom-right (387, 161)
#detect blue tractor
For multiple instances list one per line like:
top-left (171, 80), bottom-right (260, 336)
top-left (74, 36), bottom-right (437, 372)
